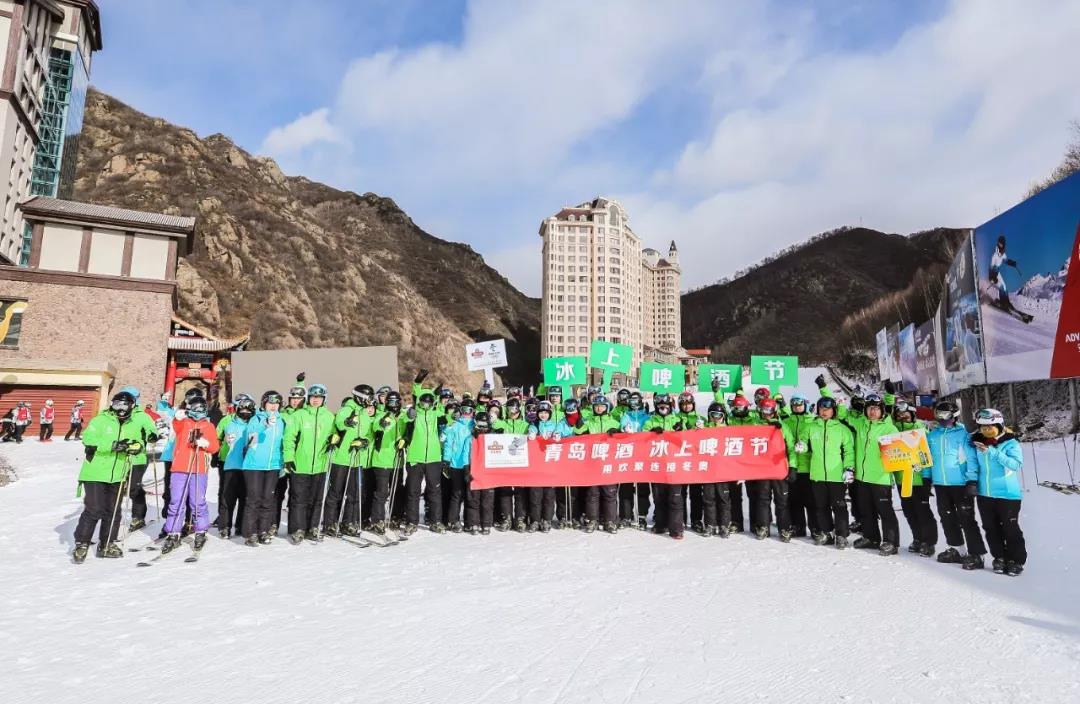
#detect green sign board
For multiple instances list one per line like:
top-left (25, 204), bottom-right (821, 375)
top-left (697, 364), bottom-right (743, 393)
top-left (749, 355), bottom-right (799, 390)
top-left (542, 356), bottom-right (587, 387)
top-left (640, 363), bottom-right (686, 393)
top-left (588, 340), bottom-right (634, 391)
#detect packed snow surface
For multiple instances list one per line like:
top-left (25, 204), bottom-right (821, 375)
top-left (2, 438), bottom-right (1079, 704)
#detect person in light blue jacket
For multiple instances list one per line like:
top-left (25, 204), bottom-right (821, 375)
top-left (218, 394), bottom-right (256, 538)
top-left (526, 401), bottom-right (572, 532)
top-left (926, 400), bottom-right (986, 567)
top-left (240, 391), bottom-right (286, 546)
top-left (441, 400), bottom-right (476, 532)
top-left (970, 408), bottom-right (1026, 577)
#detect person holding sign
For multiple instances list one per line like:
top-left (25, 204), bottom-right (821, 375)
top-left (850, 395), bottom-right (901, 556)
top-left (926, 401), bottom-right (985, 567)
top-left (526, 401), bottom-right (570, 532)
top-left (676, 393), bottom-right (707, 534)
top-left (798, 396), bottom-right (855, 549)
top-left (643, 396), bottom-right (685, 539)
top-left (747, 398), bottom-right (794, 542)
top-left (726, 395), bottom-right (756, 533)
top-left (970, 409), bottom-right (1026, 577)
top-left (494, 399), bottom-right (531, 532)
top-left (891, 401), bottom-right (937, 557)
top-left (573, 395), bottom-right (622, 533)
top-left (702, 403), bottom-right (734, 538)
top-left (618, 392), bottom-right (652, 530)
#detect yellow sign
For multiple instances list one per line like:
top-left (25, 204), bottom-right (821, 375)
top-left (877, 428), bottom-right (931, 498)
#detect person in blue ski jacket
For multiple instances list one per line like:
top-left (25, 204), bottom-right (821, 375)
top-left (525, 400), bottom-right (569, 532)
top-left (441, 400), bottom-right (476, 532)
top-left (926, 400), bottom-right (986, 568)
top-left (617, 391), bottom-right (652, 529)
top-left (218, 394), bottom-right (256, 537)
top-left (969, 408), bottom-right (1026, 576)
top-left (239, 390), bottom-right (286, 546)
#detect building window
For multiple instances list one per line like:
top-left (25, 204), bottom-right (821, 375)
top-left (0, 299), bottom-right (28, 348)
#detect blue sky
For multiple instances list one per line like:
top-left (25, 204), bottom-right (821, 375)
top-left (92, 0), bottom-right (1080, 296)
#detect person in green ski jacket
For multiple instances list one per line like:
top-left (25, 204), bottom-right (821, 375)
top-left (493, 398), bottom-right (531, 532)
top-left (323, 384), bottom-right (377, 537)
top-left (746, 398), bottom-right (794, 542)
top-left (644, 396), bottom-right (684, 539)
top-left (574, 394), bottom-right (622, 534)
top-left (72, 391), bottom-right (146, 562)
top-left (282, 383), bottom-right (336, 544)
top-left (850, 394), bottom-right (901, 556)
top-left (675, 392), bottom-right (707, 534)
top-left (403, 386), bottom-right (445, 536)
top-left (725, 394), bottom-right (756, 533)
top-left (271, 381), bottom-right (307, 536)
top-left (123, 394), bottom-right (161, 533)
top-left (781, 395), bottom-right (816, 538)
top-left (891, 400), bottom-right (937, 557)
top-left (797, 396), bottom-right (855, 548)
top-left (369, 391), bottom-right (407, 534)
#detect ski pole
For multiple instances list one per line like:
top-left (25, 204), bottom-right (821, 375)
top-left (315, 451), bottom-right (335, 539)
top-left (387, 449), bottom-right (402, 531)
top-left (105, 455), bottom-right (133, 550)
top-left (150, 453), bottom-right (161, 522)
top-left (337, 447), bottom-right (359, 528)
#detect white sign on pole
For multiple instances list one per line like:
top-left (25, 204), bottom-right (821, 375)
top-left (466, 339), bottom-right (508, 371)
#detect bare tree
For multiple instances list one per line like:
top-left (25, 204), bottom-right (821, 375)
top-left (1027, 120), bottom-right (1080, 198)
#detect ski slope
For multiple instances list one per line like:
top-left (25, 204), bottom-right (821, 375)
top-left (2, 438), bottom-right (1079, 704)
top-left (980, 289), bottom-right (1058, 380)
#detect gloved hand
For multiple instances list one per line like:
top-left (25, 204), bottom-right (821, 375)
top-left (794, 441), bottom-right (808, 454)
top-left (414, 369), bottom-right (430, 384)
top-left (225, 433), bottom-right (237, 445)
top-left (296, 371), bottom-right (306, 384)
top-left (406, 407), bottom-right (417, 421)
top-left (380, 415), bottom-right (393, 428)
top-left (110, 439), bottom-right (130, 453)
top-left (711, 377), bottom-right (721, 392)
top-left (787, 467), bottom-right (798, 483)
top-left (842, 469), bottom-right (854, 484)
top-left (174, 409), bottom-right (187, 421)
top-left (344, 415), bottom-right (359, 428)
top-left (284, 461), bottom-right (296, 474)
top-left (696, 419), bottom-right (705, 429)
top-left (883, 379), bottom-right (896, 395)
top-left (924, 476), bottom-right (933, 487)
top-left (195, 437), bottom-right (210, 449)
top-left (84, 446), bottom-right (97, 461)
top-left (965, 480), bottom-right (978, 497)
top-left (395, 438), bottom-right (406, 450)
top-left (606, 428), bottom-right (619, 437)
top-left (350, 438), bottom-right (369, 449)
top-left (651, 427), bottom-right (664, 434)
top-left (125, 441), bottom-right (143, 456)
top-left (673, 422), bottom-right (684, 431)
top-left (814, 374), bottom-right (827, 389)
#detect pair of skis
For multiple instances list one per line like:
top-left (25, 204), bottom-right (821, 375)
top-left (135, 537), bottom-right (204, 566)
top-left (1038, 481), bottom-right (1080, 495)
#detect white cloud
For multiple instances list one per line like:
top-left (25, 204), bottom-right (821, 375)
top-left (260, 108), bottom-right (346, 155)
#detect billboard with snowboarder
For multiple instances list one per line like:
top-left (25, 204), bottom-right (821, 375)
top-left (914, 320), bottom-right (938, 394)
top-left (898, 323), bottom-right (917, 393)
top-left (938, 232), bottom-right (986, 394)
top-left (974, 171), bottom-right (1080, 382)
top-left (886, 324), bottom-right (902, 383)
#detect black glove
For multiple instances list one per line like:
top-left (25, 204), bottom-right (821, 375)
top-left (883, 379), bottom-right (896, 395)
top-left (651, 427), bottom-right (664, 434)
top-left (414, 369), bottom-right (430, 384)
top-left (84, 446), bottom-right (96, 461)
top-left (373, 431), bottom-right (384, 447)
top-left (345, 414), bottom-right (359, 428)
top-left (711, 377), bottom-right (721, 392)
top-left (673, 422), bottom-right (684, 431)
top-left (814, 374), bottom-right (827, 389)
top-left (493, 428), bottom-right (505, 434)
top-left (606, 428), bottom-right (619, 437)
top-left (965, 480), bottom-right (978, 497)
top-left (110, 439), bottom-right (130, 453)
top-left (406, 407), bottom-right (417, 421)
top-left (787, 467), bottom-right (798, 483)
top-left (924, 476), bottom-right (933, 487)
top-left (285, 461), bottom-right (296, 474)
top-left (296, 371), bottom-right (306, 384)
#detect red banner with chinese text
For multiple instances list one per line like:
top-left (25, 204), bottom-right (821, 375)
top-left (469, 426), bottom-right (788, 490)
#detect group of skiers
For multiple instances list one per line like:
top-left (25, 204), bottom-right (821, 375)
top-left (68, 369), bottom-right (1027, 577)
top-left (1, 399), bottom-right (85, 443)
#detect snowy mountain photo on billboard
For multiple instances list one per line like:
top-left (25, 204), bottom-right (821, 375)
top-left (974, 172), bottom-right (1080, 382)
top-left (940, 233), bottom-right (986, 393)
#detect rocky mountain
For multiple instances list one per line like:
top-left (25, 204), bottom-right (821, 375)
top-left (680, 226), bottom-right (968, 367)
top-left (73, 89), bottom-right (540, 391)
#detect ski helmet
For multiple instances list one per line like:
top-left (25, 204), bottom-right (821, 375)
top-left (445, 401), bottom-right (461, 421)
top-left (183, 388), bottom-right (204, 403)
top-left (385, 391), bottom-right (402, 412)
top-left (863, 394), bottom-right (886, 418)
top-left (418, 392), bottom-right (435, 410)
top-left (586, 385), bottom-right (601, 399)
top-left (628, 391), bottom-right (643, 410)
top-left (678, 392), bottom-right (695, 414)
top-left (975, 408), bottom-right (1005, 427)
top-left (933, 400), bottom-right (960, 422)
top-left (376, 386), bottom-right (391, 402)
top-left (563, 398), bottom-right (579, 414)
top-left (759, 398), bottom-right (778, 417)
top-left (261, 390), bottom-right (283, 408)
top-left (459, 399), bottom-right (476, 416)
top-left (851, 396), bottom-right (866, 413)
top-left (477, 386), bottom-right (493, 402)
top-left (45, 399), bottom-right (54, 407)
top-left (655, 397), bottom-right (673, 416)
top-left (288, 385), bottom-right (307, 400)
top-left (307, 384), bottom-right (327, 399)
top-left (707, 402), bottom-right (727, 422)
top-left (474, 411), bottom-right (491, 432)
top-left (731, 395), bottom-right (752, 418)
top-left (592, 394), bottom-right (611, 415)
top-left (110, 391), bottom-right (136, 419)
top-left (790, 395), bottom-right (807, 414)
top-left (352, 384), bottom-right (375, 406)
top-left (754, 387), bottom-right (771, 404)
top-left (439, 387), bottom-right (455, 401)
top-left (616, 388), bottom-right (630, 406)
top-left (537, 401), bottom-right (553, 420)
top-left (547, 385), bottom-right (563, 403)
top-left (236, 395), bottom-right (257, 419)
top-left (506, 386), bottom-right (523, 400)
top-left (506, 398), bottom-right (522, 415)
top-left (120, 385), bottom-right (141, 402)
top-left (186, 394), bottom-right (208, 420)
top-left (817, 396), bottom-right (837, 417)
top-left (75, 400), bottom-right (85, 407)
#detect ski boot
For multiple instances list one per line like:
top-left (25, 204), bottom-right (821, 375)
top-left (961, 553), bottom-right (984, 571)
top-left (97, 542), bottom-right (123, 559)
top-left (526, 521), bottom-right (538, 533)
top-left (220, 528), bottom-right (232, 540)
top-left (672, 533), bottom-right (684, 541)
top-left (402, 523), bottom-right (418, 537)
top-left (603, 521), bottom-right (618, 534)
top-left (852, 537), bottom-right (879, 550)
top-left (937, 547), bottom-right (963, 564)
top-left (324, 523), bottom-right (340, 538)
top-left (779, 529), bottom-right (793, 544)
top-left (619, 518), bottom-right (633, 530)
top-left (539, 520), bottom-right (552, 533)
top-left (305, 529), bottom-right (321, 542)
top-left (878, 542), bottom-right (898, 557)
top-left (129, 518), bottom-right (147, 532)
top-left (72, 542), bottom-right (90, 564)
top-left (343, 523), bottom-right (361, 537)
top-left (992, 558), bottom-right (1005, 574)
top-left (1004, 561), bottom-right (1023, 577)
top-left (835, 535), bottom-right (849, 550)
top-left (450, 522), bottom-right (464, 533)
top-left (583, 520), bottom-right (597, 534)
top-left (371, 522), bottom-right (387, 536)
top-left (468, 525), bottom-right (481, 535)
top-left (244, 536), bottom-right (259, 547)
top-left (160, 534), bottom-right (182, 555)
top-left (514, 517), bottom-right (527, 533)
top-left (288, 531), bottom-right (305, 545)
top-left (849, 520), bottom-right (862, 534)
top-left (918, 543), bottom-right (936, 558)
top-left (906, 540), bottom-right (922, 553)
top-left (481, 526), bottom-right (492, 536)
top-left (193, 532), bottom-right (207, 550)
top-left (729, 523), bottom-right (743, 534)
top-left (495, 518), bottom-right (511, 532)
top-left (812, 532), bottom-right (829, 546)
top-left (258, 531), bottom-right (273, 545)
top-left (718, 526), bottom-right (730, 539)
top-left (692, 520), bottom-right (706, 536)
top-left (638, 517), bottom-right (648, 531)
top-left (267, 524), bottom-right (279, 537)
top-left (652, 524), bottom-right (667, 535)
top-left (431, 523), bottom-right (447, 534)
top-left (753, 527), bottom-right (769, 540)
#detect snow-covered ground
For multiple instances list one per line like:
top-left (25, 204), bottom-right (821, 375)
top-left (2, 438), bottom-right (1079, 704)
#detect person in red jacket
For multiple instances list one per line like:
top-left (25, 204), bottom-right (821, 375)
top-left (65, 400), bottom-right (85, 440)
top-left (13, 402), bottom-right (31, 443)
top-left (39, 400), bottom-right (55, 441)
top-left (160, 393), bottom-right (219, 555)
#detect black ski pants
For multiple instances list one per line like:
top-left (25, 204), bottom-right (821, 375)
top-left (977, 496), bottom-right (1026, 565)
top-left (446, 467), bottom-right (469, 526)
top-left (65, 422), bottom-right (83, 440)
top-left (701, 481), bottom-right (732, 529)
top-left (288, 472), bottom-right (328, 533)
top-left (361, 467), bottom-right (376, 526)
top-left (790, 473), bottom-right (816, 535)
top-left (728, 482), bottom-right (745, 530)
top-left (555, 486), bottom-right (576, 523)
top-left (497, 486), bottom-right (528, 524)
top-left (687, 483), bottom-right (703, 528)
top-left (581, 485), bottom-right (618, 524)
top-left (128, 463), bottom-right (148, 521)
top-left (324, 463), bottom-right (361, 527)
top-left (274, 474), bottom-right (290, 528)
top-left (856, 481), bottom-right (899, 546)
top-left (618, 483), bottom-right (651, 522)
top-left (849, 481), bottom-right (863, 525)
top-left (899, 483), bottom-right (937, 547)
top-left (528, 486), bottom-right (555, 524)
top-left (406, 461), bottom-right (443, 526)
top-left (219, 470), bottom-right (245, 532)
top-left (466, 487), bottom-right (495, 528)
top-left (935, 484), bottom-right (986, 555)
top-left (748, 479), bottom-right (791, 533)
top-left (241, 470), bottom-right (276, 538)
top-left (371, 468), bottom-right (394, 524)
top-left (39, 423), bottom-right (53, 441)
top-left (811, 480), bottom-right (849, 537)
top-left (74, 480), bottom-right (124, 544)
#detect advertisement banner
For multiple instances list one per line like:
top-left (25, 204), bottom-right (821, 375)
top-left (465, 339), bottom-right (508, 371)
top-left (877, 428), bottom-right (932, 498)
top-left (749, 355), bottom-right (798, 390)
top-left (886, 324), bottom-right (902, 383)
top-left (470, 426), bottom-right (788, 489)
top-left (697, 364), bottom-right (743, 393)
top-left (640, 363), bottom-right (686, 393)
top-left (875, 328), bottom-right (890, 383)
top-left (940, 233), bottom-right (986, 393)
top-left (542, 356), bottom-right (587, 387)
top-left (898, 323), bottom-right (917, 392)
top-left (973, 171), bottom-right (1080, 382)
top-left (914, 320), bottom-right (938, 394)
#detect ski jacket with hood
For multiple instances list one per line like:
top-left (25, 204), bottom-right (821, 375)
top-left (282, 405), bottom-right (336, 474)
top-left (798, 417), bottom-right (855, 483)
top-left (851, 416), bottom-right (898, 486)
top-left (441, 417), bottom-right (475, 469)
top-left (970, 431), bottom-right (1023, 500)
top-left (79, 411), bottom-right (144, 483)
top-left (241, 411), bottom-right (285, 471)
top-left (926, 424), bottom-right (978, 486)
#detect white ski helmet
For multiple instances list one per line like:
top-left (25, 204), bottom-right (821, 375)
top-left (975, 408), bottom-right (1005, 426)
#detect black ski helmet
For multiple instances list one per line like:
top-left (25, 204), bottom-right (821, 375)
top-left (506, 398), bottom-right (522, 415)
top-left (563, 398), bottom-right (579, 414)
top-left (385, 391), bottom-right (402, 412)
top-left (628, 391), bottom-right (643, 410)
top-left (352, 384), bottom-right (375, 406)
top-left (547, 385), bottom-right (563, 402)
top-left (236, 395), bottom-right (257, 418)
top-left (418, 392), bottom-right (435, 410)
top-left (261, 390), bottom-right (283, 408)
top-left (537, 401), bottom-right (553, 419)
top-left (678, 392), bottom-right (695, 414)
top-left (591, 394), bottom-right (611, 415)
top-left (616, 388), bottom-right (630, 406)
top-left (186, 394), bottom-right (208, 420)
top-left (110, 391), bottom-right (136, 419)
top-left (474, 411), bottom-right (491, 431)
top-left (707, 402), bottom-right (727, 422)
top-left (288, 385), bottom-right (306, 400)
top-left (655, 397), bottom-right (673, 416)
